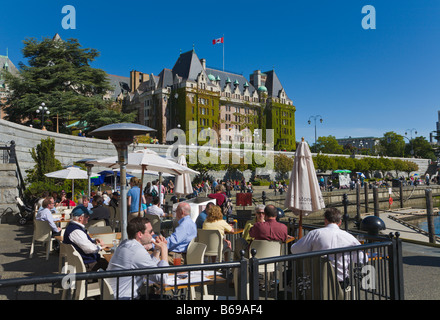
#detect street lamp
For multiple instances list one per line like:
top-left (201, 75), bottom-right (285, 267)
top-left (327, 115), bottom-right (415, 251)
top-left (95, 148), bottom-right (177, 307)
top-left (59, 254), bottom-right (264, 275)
top-left (308, 115), bottom-right (323, 152)
top-left (405, 128), bottom-right (417, 156)
top-left (90, 123), bottom-right (156, 240)
top-left (36, 102), bottom-right (50, 130)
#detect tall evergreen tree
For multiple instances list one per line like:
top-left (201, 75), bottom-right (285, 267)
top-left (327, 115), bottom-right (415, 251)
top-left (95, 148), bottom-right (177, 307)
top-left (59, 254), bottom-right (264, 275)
top-left (1, 36), bottom-right (135, 133)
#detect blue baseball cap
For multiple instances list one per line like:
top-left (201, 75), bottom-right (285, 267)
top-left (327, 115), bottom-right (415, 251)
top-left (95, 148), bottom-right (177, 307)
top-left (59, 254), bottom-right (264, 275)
top-left (71, 205), bottom-right (92, 217)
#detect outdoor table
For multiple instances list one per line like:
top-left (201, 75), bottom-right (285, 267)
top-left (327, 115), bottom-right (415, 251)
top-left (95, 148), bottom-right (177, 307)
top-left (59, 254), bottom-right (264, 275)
top-left (160, 270), bottom-right (226, 300)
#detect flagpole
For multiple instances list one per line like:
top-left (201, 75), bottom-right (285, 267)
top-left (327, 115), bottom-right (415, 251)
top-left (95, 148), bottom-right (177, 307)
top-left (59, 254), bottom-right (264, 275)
top-left (222, 35), bottom-right (225, 71)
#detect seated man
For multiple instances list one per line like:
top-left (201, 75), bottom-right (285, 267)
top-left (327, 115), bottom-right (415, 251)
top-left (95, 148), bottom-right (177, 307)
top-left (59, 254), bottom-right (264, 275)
top-left (89, 195), bottom-right (110, 225)
top-left (195, 202), bottom-right (214, 229)
top-left (249, 204), bottom-right (289, 242)
top-left (146, 196), bottom-right (165, 218)
top-left (107, 217), bottom-right (169, 300)
top-left (35, 197), bottom-right (61, 236)
top-left (79, 195), bottom-right (93, 210)
top-left (63, 206), bottom-right (109, 272)
top-left (165, 202), bottom-right (197, 264)
top-left (290, 207), bottom-right (365, 287)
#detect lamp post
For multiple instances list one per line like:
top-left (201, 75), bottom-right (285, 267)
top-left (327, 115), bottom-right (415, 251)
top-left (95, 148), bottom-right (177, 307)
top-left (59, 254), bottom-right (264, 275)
top-left (36, 103), bottom-right (50, 130)
top-left (308, 115), bottom-right (323, 153)
top-left (90, 123), bottom-right (156, 240)
top-left (76, 158), bottom-right (96, 199)
top-left (405, 128), bottom-right (417, 156)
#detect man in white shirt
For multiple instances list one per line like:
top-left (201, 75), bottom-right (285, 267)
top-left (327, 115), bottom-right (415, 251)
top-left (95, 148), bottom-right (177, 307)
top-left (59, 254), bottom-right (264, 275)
top-left (146, 197), bottom-right (165, 217)
top-left (36, 197), bottom-right (61, 235)
top-left (107, 216), bottom-right (169, 299)
top-left (290, 208), bottom-right (365, 285)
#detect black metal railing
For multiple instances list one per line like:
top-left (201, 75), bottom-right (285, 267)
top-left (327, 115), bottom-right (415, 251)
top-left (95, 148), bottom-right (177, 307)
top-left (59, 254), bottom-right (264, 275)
top-left (248, 233), bottom-right (403, 300)
top-left (0, 233), bottom-right (403, 300)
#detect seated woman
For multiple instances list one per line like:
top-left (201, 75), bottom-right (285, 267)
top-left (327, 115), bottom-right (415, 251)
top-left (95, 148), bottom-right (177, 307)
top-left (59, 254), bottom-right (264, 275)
top-left (202, 205), bottom-right (234, 262)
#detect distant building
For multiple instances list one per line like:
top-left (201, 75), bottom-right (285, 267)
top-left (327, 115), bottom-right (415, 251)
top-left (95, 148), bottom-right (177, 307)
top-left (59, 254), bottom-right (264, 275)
top-left (123, 49), bottom-right (296, 150)
top-left (336, 136), bottom-right (379, 154)
top-left (0, 49), bottom-right (19, 119)
top-left (432, 111), bottom-right (440, 145)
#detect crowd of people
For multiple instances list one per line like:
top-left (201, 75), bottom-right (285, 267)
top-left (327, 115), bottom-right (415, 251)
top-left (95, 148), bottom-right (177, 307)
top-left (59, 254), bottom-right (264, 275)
top-left (30, 170), bottom-right (371, 300)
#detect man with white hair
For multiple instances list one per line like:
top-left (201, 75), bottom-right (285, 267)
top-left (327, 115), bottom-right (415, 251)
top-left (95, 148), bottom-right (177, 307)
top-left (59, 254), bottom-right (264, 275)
top-left (165, 202), bottom-right (197, 264)
top-left (63, 206), bottom-right (109, 272)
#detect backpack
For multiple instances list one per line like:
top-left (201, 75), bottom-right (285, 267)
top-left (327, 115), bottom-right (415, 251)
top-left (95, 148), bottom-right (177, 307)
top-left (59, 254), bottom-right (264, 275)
top-left (221, 194), bottom-right (233, 216)
top-left (150, 187), bottom-right (158, 197)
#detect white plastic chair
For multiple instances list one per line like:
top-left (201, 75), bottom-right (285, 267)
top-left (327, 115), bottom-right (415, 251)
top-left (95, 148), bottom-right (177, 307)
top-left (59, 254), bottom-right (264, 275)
top-left (249, 240), bottom-right (282, 293)
top-left (63, 248), bottom-right (101, 300)
top-left (249, 240), bottom-right (282, 272)
top-left (29, 220), bottom-right (53, 260)
top-left (185, 241), bottom-right (209, 299)
top-left (99, 278), bottom-right (115, 300)
top-left (85, 219), bottom-right (106, 229)
top-left (144, 213), bottom-right (161, 235)
top-left (58, 242), bottom-right (75, 274)
top-left (197, 229), bottom-right (223, 263)
top-left (88, 226), bottom-right (113, 234)
top-left (90, 232), bottom-right (118, 245)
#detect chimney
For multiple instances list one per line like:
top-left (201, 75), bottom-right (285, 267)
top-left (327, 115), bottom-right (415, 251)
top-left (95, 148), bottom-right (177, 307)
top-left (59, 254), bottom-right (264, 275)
top-left (200, 58), bottom-right (206, 70)
top-left (250, 70), bottom-right (261, 87)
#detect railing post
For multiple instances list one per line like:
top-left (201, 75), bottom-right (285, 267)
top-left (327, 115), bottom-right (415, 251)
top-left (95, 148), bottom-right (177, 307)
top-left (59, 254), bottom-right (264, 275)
top-left (425, 189), bottom-right (436, 244)
top-left (238, 250), bottom-right (248, 300)
top-left (399, 180), bottom-right (404, 208)
top-left (373, 186), bottom-right (379, 217)
top-left (342, 193), bottom-right (349, 231)
top-left (249, 249), bottom-right (259, 300)
top-left (364, 183), bottom-right (369, 213)
top-left (356, 182), bottom-right (361, 229)
top-left (389, 232), bottom-right (404, 300)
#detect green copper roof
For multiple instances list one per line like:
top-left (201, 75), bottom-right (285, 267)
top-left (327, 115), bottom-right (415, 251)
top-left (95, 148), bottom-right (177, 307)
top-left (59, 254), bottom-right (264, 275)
top-left (258, 86), bottom-right (268, 92)
top-left (208, 74), bottom-right (216, 81)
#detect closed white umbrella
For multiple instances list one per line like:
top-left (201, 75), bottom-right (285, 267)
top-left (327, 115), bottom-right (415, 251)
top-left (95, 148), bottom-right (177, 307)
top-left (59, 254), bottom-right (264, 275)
top-left (284, 138), bottom-right (325, 238)
top-left (45, 166), bottom-right (89, 197)
top-left (174, 154), bottom-right (194, 196)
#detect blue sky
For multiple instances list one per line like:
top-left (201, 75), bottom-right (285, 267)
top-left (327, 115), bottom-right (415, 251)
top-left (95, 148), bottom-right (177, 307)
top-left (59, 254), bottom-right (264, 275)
top-left (1, 0), bottom-right (439, 146)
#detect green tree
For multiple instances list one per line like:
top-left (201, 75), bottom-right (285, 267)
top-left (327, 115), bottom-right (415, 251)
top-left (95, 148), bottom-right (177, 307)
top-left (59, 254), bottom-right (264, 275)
top-left (1, 36), bottom-right (135, 133)
top-left (378, 132), bottom-right (405, 157)
top-left (24, 137), bottom-right (84, 199)
top-left (274, 154), bottom-right (294, 179)
top-left (405, 136), bottom-right (435, 160)
top-left (314, 135), bottom-right (344, 154)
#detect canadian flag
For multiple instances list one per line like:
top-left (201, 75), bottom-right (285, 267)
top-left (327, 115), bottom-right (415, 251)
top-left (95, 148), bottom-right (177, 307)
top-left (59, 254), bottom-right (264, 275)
top-left (212, 37), bottom-right (224, 45)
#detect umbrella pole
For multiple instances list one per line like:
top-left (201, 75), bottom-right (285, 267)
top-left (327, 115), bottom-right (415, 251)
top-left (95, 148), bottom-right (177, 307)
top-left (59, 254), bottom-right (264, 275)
top-left (159, 172), bottom-right (162, 205)
top-left (298, 213), bottom-right (303, 239)
top-left (139, 165), bottom-right (145, 216)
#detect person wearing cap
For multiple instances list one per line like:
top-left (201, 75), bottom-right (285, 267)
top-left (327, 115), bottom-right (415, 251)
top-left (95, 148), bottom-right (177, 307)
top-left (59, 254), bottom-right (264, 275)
top-left (63, 206), bottom-right (109, 272)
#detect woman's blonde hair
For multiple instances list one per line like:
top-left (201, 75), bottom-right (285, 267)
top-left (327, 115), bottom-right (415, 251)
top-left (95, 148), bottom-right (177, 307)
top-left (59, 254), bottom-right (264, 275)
top-left (205, 205), bottom-right (223, 222)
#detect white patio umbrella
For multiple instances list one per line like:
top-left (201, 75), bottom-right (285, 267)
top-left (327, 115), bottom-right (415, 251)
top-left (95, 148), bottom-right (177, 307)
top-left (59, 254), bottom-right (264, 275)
top-left (174, 154), bottom-right (194, 196)
top-left (88, 149), bottom-right (199, 212)
top-left (284, 138), bottom-right (325, 239)
top-left (45, 166), bottom-right (89, 198)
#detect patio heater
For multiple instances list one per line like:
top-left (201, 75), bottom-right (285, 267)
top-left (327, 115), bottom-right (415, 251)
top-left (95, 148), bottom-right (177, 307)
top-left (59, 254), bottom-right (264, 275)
top-left (90, 123), bottom-right (155, 240)
top-left (75, 158), bottom-right (96, 199)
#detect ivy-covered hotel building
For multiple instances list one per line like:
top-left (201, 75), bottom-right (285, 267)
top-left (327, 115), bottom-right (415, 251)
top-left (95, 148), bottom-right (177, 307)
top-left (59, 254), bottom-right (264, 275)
top-left (124, 49), bottom-right (296, 151)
